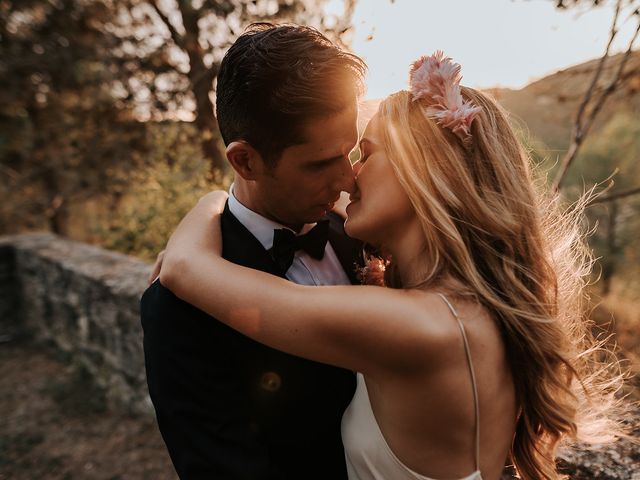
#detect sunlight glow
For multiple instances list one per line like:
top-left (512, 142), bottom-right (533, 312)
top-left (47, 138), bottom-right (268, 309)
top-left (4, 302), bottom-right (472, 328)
top-left (345, 0), bottom-right (639, 99)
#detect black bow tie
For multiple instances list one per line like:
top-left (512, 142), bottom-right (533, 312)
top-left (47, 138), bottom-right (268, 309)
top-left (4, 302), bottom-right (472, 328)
top-left (270, 220), bottom-right (330, 274)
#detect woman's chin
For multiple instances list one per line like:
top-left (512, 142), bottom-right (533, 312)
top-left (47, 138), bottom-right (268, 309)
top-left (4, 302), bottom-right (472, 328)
top-left (343, 216), bottom-right (356, 237)
top-left (344, 217), bottom-right (368, 243)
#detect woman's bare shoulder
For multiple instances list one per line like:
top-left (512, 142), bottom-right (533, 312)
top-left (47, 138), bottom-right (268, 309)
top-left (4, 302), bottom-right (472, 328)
top-left (393, 291), bottom-right (502, 366)
top-left (362, 290), bottom-right (471, 365)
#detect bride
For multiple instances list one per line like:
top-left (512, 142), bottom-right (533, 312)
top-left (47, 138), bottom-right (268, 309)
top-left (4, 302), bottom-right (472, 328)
top-left (157, 52), bottom-right (623, 480)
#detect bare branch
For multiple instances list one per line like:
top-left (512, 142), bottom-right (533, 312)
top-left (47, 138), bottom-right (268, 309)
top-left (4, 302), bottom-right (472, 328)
top-left (581, 20), bottom-right (640, 137)
top-left (149, 0), bottom-right (185, 50)
top-left (573, 0), bottom-right (621, 136)
top-left (190, 63), bottom-right (219, 90)
top-left (552, 0), bottom-right (640, 191)
top-left (589, 185), bottom-right (640, 205)
top-left (551, 0), bottom-right (621, 191)
top-left (177, 0), bottom-right (199, 43)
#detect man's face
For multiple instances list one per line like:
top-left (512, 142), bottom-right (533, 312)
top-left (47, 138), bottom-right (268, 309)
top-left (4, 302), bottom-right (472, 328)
top-left (254, 104), bottom-right (359, 227)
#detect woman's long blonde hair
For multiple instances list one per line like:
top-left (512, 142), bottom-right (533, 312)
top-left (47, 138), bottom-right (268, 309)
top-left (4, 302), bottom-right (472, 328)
top-left (375, 89), bottom-right (626, 479)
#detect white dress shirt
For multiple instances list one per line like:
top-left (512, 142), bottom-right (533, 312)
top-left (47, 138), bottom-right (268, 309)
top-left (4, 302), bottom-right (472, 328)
top-left (228, 185), bottom-right (352, 286)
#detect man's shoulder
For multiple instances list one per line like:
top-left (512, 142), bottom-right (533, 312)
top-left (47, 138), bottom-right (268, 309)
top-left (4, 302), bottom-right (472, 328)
top-left (140, 277), bottom-right (174, 304)
top-left (140, 279), bottom-right (202, 321)
top-left (139, 279), bottom-right (242, 352)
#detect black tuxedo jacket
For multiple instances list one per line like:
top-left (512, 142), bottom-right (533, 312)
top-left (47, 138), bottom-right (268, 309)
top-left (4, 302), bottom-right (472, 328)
top-left (141, 202), bottom-right (363, 479)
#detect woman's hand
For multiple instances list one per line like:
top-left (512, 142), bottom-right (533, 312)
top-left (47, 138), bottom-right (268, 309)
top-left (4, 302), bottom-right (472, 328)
top-left (159, 190), bottom-right (228, 286)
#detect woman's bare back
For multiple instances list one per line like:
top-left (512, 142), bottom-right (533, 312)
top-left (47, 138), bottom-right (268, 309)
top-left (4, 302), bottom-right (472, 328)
top-left (362, 293), bottom-right (517, 479)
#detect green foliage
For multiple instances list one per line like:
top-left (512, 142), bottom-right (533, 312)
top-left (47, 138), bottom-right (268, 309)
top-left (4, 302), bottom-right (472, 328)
top-left (566, 112), bottom-right (640, 190)
top-left (572, 113), bottom-right (640, 292)
top-left (0, 0), bottom-right (354, 237)
top-left (0, 0), bottom-right (148, 234)
top-left (94, 122), bottom-right (231, 262)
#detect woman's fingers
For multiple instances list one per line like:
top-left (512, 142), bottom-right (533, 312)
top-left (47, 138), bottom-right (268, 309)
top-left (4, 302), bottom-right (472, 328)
top-left (199, 190), bottom-right (229, 212)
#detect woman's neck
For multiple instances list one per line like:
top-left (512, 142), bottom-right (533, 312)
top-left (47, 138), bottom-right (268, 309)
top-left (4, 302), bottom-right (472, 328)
top-left (386, 218), bottom-right (428, 288)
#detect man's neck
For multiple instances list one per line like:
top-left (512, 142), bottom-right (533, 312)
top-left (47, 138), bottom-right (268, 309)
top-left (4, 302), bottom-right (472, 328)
top-left (233, 180), bottom-right (303, 232)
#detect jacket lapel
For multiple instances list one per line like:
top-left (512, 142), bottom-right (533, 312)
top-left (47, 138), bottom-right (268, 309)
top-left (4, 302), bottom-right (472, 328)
top-left (221, 201), bottom-right (286, 279)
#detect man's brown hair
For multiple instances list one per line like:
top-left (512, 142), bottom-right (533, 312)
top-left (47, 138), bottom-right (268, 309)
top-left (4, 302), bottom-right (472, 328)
top-left (216, 23), bottom-right (367, 166)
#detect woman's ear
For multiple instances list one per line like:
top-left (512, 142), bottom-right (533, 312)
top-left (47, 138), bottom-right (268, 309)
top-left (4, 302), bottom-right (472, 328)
top-left (226, 141), bottom-right (264, 180)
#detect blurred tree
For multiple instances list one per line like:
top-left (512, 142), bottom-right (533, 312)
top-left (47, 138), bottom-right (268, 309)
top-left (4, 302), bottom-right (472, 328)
top-left (565, 113), bottom-right (640, 292)
top-left (104, 0), bottom-right (358, 176)
top-left (565, 112), bottom-right (640, 190)
top-left (548, 0), bottom-right (640, 190)
top-left (0, 0), bottom-right (149, 235)
top-left (0, 0), bottom-right (359, 240)
top-left (95, 121), bottom-right (232, 261)
top-left (539, 0), bottom-right (640, 294)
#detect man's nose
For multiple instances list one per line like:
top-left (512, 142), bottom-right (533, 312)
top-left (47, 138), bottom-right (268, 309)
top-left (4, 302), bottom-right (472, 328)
top-left (335, 156), bottom-right (356, 194)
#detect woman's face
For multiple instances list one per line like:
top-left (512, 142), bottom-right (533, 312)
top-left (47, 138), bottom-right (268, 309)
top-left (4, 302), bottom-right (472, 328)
top-left (344, 114), bottom-right (416, 247)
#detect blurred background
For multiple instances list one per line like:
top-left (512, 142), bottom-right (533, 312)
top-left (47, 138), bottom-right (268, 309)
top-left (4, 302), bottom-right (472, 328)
top-left (1, 0), bottom-right (638, 478)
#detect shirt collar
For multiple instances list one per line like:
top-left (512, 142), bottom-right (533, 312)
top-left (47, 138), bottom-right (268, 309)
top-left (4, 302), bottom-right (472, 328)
top-left (227, 183), bottom-right (316, 251)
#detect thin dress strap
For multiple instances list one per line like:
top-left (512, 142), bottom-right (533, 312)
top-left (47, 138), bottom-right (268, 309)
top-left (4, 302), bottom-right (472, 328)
top-left (436, 293), bottom-right (481, 473)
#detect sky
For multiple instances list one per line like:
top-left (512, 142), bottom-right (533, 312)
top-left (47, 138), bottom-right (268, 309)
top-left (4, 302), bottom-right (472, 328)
top-left (333, 0), bottom-right (639, 99)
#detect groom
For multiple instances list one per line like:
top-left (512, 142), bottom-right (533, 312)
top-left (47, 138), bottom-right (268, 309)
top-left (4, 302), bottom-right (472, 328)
top-left (141, 24), bottom-right (367, 479)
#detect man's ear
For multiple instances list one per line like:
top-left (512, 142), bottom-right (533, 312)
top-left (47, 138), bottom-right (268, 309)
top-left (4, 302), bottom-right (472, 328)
top-left (226, 141), bottom-right (265, 180)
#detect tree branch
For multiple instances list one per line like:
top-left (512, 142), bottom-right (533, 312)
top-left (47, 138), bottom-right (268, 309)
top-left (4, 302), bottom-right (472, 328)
top-left (148, 0), bottom-right (185, 50)
top-left (582, 24), bottom-right (640, 134)
top-left (589, 186), bottom-right (640, 205)
top-left (573, 0), bottom-right (620, 136)
top-left (189, 62), bottom-right (219, 90)
top-left (552, 0), bottom-right (623, 191)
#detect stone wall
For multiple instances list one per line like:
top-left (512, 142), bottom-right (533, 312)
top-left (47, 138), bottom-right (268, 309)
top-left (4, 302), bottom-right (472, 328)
top-left (0, 233), bottom-right (152, 414)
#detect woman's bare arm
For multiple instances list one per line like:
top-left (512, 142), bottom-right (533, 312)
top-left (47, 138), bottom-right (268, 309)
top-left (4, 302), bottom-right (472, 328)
top-left (160, 192), bottom-right (444, 376)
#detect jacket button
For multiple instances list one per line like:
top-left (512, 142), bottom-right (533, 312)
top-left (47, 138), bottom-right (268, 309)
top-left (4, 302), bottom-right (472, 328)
top-left (259, 371), bottom-right (282, 392)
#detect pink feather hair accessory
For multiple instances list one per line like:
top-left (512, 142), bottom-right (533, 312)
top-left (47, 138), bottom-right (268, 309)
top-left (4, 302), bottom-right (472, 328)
top-left (409, 51), bottom-right (481, 144)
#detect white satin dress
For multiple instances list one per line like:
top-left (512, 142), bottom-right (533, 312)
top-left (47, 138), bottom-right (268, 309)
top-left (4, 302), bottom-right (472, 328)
top-left (341, 294), bottom-right (484, 480)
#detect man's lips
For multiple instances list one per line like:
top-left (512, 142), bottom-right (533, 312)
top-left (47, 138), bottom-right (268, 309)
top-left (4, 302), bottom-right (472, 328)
top-left (320, 197), bottom-right (341, 210)
top-left (318, 201), bottom-right (335, 211)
